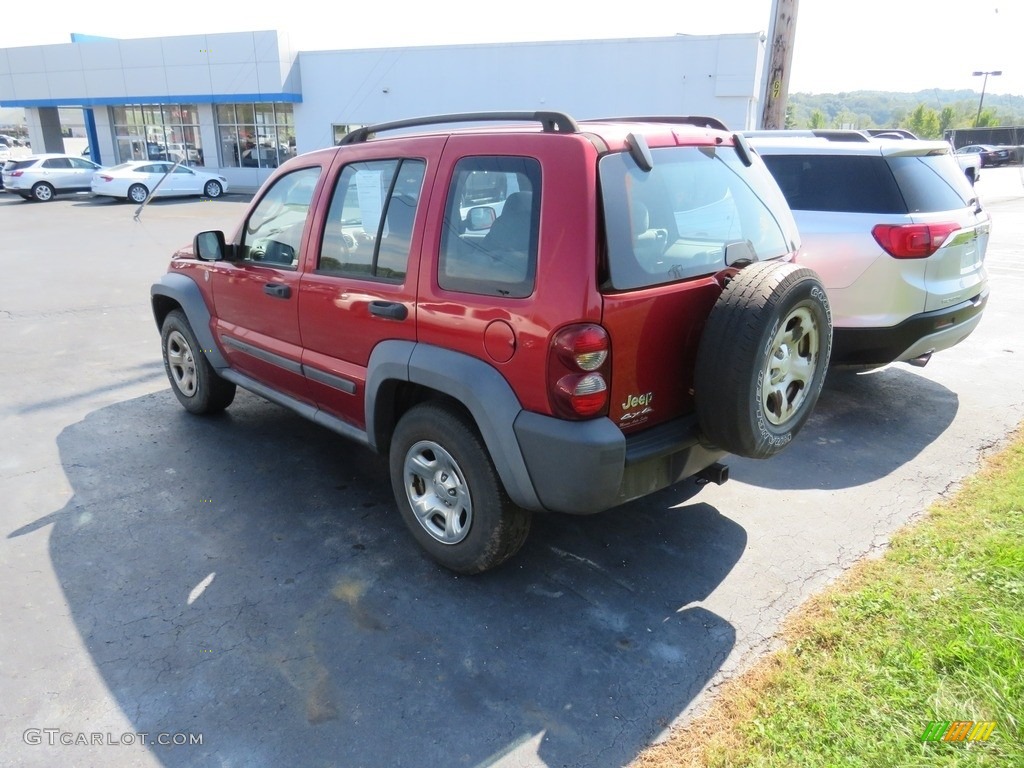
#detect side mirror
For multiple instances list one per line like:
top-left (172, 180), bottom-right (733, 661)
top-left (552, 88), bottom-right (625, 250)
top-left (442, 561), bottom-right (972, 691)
top-left (466, 206), bottom-right (496, 232)
top-left (194, 230), bottom-right (229, 261)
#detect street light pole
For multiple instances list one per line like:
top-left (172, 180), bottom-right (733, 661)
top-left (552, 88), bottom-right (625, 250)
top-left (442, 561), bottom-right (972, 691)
top-left (973, 70), bottom-right (1002, 127)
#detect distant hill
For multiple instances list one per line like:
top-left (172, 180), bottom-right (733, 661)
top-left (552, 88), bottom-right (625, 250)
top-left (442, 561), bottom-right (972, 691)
top-left (788, 89), bottom-right (1024, 132)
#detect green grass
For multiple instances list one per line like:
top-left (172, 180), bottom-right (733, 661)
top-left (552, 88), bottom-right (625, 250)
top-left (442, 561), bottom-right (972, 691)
top-left (633, 429), bottom-right (1024, 768)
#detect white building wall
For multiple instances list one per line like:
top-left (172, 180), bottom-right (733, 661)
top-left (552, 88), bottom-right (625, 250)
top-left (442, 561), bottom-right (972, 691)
top-left (294, 34), bottom-right (765, 154)
top-left (0, 31), bottom-right (298, 104)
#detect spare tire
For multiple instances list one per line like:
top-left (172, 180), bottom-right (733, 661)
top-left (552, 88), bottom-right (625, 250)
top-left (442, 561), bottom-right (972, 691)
top-left (694, 261), bottom-right (832, 459)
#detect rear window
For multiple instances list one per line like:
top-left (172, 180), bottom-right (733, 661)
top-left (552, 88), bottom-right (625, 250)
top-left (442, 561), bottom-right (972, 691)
top-left (6, 159), bottom-right (38, 171)
top-left (760, 155), bottom-right (905, 214)
top-left (761, 152), bottom-right (973, 215)
top-left (885, 154), bottom-right (973, 212)
top-left (600, 145), bottom-right (796, 291)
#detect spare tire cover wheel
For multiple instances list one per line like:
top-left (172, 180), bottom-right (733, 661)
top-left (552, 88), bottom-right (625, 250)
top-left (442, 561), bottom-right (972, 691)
top-left (694, 261), bottom-right (832, 460)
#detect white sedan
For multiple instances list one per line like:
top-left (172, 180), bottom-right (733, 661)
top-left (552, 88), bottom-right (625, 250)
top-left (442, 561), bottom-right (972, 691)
top-left (91, 161), bottom-right (228, 203)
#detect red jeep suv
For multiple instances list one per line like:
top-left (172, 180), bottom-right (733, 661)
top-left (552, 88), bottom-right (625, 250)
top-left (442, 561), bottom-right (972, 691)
top-left (151, 112), bottom-right (832, 573)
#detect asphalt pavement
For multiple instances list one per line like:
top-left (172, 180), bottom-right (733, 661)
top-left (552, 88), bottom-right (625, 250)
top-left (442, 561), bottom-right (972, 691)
top-left (1, 167), bottom-right (1022, 768)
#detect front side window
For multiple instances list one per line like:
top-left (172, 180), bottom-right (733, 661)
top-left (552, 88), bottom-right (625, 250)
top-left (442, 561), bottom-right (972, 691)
top-left (318, 158), bottom-right (426, 281)
top-left (439, 156), bottom-right (541, 298)
top-left (601, 146), bottom-right (795, 291)
top-left (241, 167), bottom-right (323, 268)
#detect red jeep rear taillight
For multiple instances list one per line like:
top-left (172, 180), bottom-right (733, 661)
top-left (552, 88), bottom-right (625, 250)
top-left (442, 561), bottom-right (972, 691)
top-left (549, 324), bottom-right (610, 419)
top-left (872, 223), bottom-right (959, 259)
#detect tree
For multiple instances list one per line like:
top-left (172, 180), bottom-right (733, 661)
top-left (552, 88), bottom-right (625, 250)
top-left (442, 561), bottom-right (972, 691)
top-left (904, 104), bottom-right (941, 138)
top-left (939, 106), bottom-right (957, 133)
top-left (784, 104), bottom-right (797, 129)
top-left (976, 108), bottom-right (999, 127)
top-left (808, 109), bottom-right (827, 129)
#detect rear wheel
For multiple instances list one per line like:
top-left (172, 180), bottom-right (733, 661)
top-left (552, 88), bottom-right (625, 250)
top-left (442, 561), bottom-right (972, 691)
top-left (128, 183), bottom-right (149, 204)
top-left (695, 261), bottom-right (832, 459)
top-left (160, 309), bottom-right (236, 414)
top-left (31, 182), bottom-right (54, 202)
top-left (389, 403), bottom-right (531, 574)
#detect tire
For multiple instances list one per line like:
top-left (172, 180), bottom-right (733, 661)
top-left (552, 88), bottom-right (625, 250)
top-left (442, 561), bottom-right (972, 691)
top-left (31, 182), bottom-right (54, 202)
top-left (694, 261), bottom-right (832, 460)
top-left (389, 403), bottom-right (531, 574)
top-left (160, 309), bottom-right (236, 415)
top-left (203, 180), bottom-right (223, 198)
top-left (128, 183), bottom-right (149, 204)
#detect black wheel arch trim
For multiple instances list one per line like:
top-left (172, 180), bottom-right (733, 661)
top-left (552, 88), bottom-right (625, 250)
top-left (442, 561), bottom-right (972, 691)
top-left (150, 273), bottom-right (229, 369)
top-left (365, 341), bottom-right (544, 512)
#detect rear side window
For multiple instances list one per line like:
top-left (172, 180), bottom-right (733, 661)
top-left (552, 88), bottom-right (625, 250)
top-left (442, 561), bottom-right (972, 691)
top-left (317, 158), bottom-right (426, 281)
top-left (439, 156), bottom-right (541, 298)
top-left (760, 154), bottom-right (905, 214)
top-left (600, 146), bottom-right (795, 291)
top-left (885, 154), bottom-right (973, 212)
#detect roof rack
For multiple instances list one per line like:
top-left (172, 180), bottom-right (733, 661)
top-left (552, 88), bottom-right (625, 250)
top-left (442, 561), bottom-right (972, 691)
top-left (586, 115), bottom-right (729, 131)
top-left (742, 129), bottom-right (872, 143)
top-left (338, 111), bottom-right (580, 145)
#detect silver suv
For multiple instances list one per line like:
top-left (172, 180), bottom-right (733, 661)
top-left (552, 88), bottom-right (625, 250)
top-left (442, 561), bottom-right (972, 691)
top-left (746, 131), bottom-right (989, 368)
top-left (2, 153), bottom-right (103, 202)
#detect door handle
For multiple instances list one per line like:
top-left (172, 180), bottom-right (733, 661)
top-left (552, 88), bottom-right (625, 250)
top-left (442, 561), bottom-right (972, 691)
top-left (369, 300), bottom-right (408, 321)
top-left (264, 283), bottom-right (291, 299)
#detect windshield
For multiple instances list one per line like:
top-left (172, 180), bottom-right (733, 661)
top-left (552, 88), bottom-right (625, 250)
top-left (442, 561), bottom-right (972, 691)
top-left (599, 145), bottom-right (798, 291)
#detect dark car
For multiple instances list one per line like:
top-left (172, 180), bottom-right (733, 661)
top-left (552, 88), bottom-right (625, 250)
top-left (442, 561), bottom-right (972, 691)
top-left (958, 144), bottom-right (1012, 167)
top-left (151, 112), bottom-right (833, 573)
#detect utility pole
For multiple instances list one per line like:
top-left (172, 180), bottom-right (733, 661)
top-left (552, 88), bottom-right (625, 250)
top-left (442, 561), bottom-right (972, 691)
top-left (760, 0), bottom-right (799, 129)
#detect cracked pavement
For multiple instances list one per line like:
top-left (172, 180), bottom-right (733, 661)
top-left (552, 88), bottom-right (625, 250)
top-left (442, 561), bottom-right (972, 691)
top-left (1, 168), bottom-right (1022, 767)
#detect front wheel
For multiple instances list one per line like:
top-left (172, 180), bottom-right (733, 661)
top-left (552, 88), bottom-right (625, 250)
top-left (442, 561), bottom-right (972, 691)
top-left (694, 261), bottom-right (832, 459)
top-left (203, 180), bottom-right (223, 198)
top-left (389, 403), bottom-right (531, 574)
top-left (160, 309), bottom-right (236, 414)
top-left (128, 183), bottom-right (149, 204)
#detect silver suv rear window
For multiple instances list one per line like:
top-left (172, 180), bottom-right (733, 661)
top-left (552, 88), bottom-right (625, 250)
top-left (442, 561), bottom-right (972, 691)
top-left (600, 146), bottom-right (795, 291)
top-left (762, 153), bottom-right (972, 214)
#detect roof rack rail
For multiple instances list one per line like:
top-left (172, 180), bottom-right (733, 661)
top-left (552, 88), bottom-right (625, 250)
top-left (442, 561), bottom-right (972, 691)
top-left (742, 129), bottom-right (870, 143)
top-left (338, 111), bottom-right (580, 145)
top-left (586, 115), bottom-right (729, 131)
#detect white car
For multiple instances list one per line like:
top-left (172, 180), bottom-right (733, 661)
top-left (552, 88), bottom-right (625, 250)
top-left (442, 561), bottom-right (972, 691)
top-left (747, 131), bottom-right (990, 369)
top-left (91, 161), bottom-right (227, 203)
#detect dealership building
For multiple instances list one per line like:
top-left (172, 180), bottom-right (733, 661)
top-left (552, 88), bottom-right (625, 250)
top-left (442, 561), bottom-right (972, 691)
top-left (0, 29), bottom-right (771, 192)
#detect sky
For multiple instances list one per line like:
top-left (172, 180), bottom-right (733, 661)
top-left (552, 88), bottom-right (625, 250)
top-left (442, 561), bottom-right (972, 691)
top-left (1, 0), bottom-right (1021, 97)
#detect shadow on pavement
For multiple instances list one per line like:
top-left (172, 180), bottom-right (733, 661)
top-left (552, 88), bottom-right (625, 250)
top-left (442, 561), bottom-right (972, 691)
top-left (734, 364), bottom-right (959, 490)
top-left (11, 389), bottom-right (747, 768)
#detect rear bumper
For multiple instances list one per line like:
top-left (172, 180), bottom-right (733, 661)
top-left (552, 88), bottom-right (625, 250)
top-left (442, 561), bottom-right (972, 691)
top-left (832, 289), bottom-right (988, 366)
top-left (513, 411), bottom-right (725, 514)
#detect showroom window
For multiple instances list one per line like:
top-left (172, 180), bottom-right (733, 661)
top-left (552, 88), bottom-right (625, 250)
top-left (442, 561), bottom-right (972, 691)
top-left (218, 103), bottom-right (296, 169)
top-left (332, 124), bottom-right (366, 145)
top-left (111, 104), bottom-right (204, 166)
